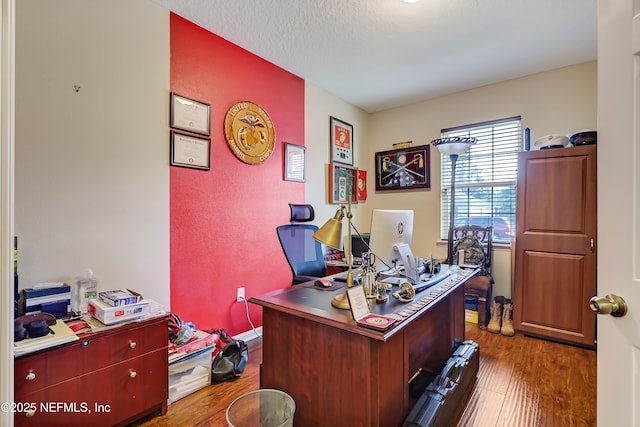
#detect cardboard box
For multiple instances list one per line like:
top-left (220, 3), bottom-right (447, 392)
top-left (87, 298), bottom-right (150, 325)
top-left (465, 309), bottom-right (478, 324)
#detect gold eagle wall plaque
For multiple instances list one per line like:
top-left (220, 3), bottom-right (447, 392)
top-left (224, 101), bottom-right (276, 165)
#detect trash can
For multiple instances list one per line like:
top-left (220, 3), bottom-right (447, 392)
top-left (226, 389), bottom-right (295, 427)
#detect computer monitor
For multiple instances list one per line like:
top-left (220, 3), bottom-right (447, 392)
top-left (368, 209), bottom-right (414, 273)
top-left (351, 233), bottom-right (370, 260)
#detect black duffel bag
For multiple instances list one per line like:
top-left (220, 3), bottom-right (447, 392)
top-left (209, 328), bottom-right (248, 383)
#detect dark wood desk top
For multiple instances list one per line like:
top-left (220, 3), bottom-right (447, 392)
top-left (250, 265), bottom-right (478, 342)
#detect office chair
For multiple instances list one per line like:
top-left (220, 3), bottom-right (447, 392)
top-left (276, 204), bottom-right (327, 285)
top-left (453, 225), bottom-right (494, 329)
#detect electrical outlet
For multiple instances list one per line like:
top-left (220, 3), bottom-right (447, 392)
top-left (237, 287), bottom-right (245, 302)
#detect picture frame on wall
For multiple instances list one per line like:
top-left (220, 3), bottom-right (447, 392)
top-left (328, 163), bottom-right (358, 204)
top-left (170, 130), bottom-right (211, 170)
top-left (374, 144), bottom-right (430, 191)
top-left (330, 116), bottom-right (354, 165)
top-left (170, 92), bottom-right (211, 136)
top-left (283, 142), bottom-right (306, 182)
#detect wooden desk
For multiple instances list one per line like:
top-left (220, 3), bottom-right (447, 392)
top-left (250, 266), bottom-right (476, 427)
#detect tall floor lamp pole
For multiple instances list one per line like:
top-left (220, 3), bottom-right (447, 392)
top-left (447, 153), bottom-right (459, 265)
top-left (431, 137), bottom-right (476, 265)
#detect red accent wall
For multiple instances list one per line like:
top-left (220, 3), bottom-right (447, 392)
top-left (170, 14), bottom-right (304, 334)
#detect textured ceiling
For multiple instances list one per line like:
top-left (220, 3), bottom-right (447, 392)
top-left (152, 0), bottom-right (597, 113)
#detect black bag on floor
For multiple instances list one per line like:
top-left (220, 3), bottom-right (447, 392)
top-left (209, 328), bottom-right (249, 383)
top-left (403, 340), bottom-right (479, 427)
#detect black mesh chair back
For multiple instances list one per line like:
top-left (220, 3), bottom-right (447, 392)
top-left (276, 204), bottom-right (327, 285)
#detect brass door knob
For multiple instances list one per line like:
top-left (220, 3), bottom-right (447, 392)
top-left (589, 294), bottom-right (627, 317)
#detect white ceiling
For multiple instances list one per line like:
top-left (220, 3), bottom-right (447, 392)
top-left (151, 0), bottom-right (597, 113)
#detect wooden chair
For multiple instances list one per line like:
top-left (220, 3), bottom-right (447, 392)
top-left (453, 225), bottom-right (494, 329)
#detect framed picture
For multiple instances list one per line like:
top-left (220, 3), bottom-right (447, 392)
top-left (375, 144), bottom-right (430, 191)
top-left (170, 130), bottom-right (211, 170)
top-left (357, 169), bottom-right (367, 201)
top-left (170, 92), bottom-right (211, 136)
top-left (330, 116), bottom-right (354, 165)
top-left (328, 163), bottom-right (358, 204)
top-left (284, 142), bottom-right (306, 182)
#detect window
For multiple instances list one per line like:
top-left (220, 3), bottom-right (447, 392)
top-left (439, 116), bottom-right (520, 243)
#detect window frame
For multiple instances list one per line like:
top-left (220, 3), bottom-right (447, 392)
top-left (439, 116), bottom-right (521, 244)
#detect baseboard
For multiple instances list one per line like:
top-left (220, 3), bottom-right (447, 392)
top-left (234, 327), bottom-right (262, 343)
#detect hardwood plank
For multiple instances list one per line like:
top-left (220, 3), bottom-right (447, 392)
top-left (133, 323), bottom-right (596, 427)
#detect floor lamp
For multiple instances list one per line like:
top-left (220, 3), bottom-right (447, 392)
top-left (431, 137), bottom-right (476, 265)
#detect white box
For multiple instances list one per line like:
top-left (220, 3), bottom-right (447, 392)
top-left (168, 346), bottom-right (213, 404)
top-left (87, 298), bottom-right (150, 325)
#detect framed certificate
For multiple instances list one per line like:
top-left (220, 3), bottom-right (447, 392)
top-left (170, 92), bottom-right (211, 136)
top-left (330, 116), bottom-right (354, 165)
top-left (170, 131), bottom-right (211, 170)
top-left (284, 142), bottom-right (306, 182)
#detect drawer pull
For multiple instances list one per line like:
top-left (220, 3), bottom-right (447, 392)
top-left (81, 340), bottom-right (90, 348)
top-left (129, 370), bottom-right (137, 379)
top-left (129, 341), bottom-right (137, 349)
top-left (25, 372), bottom-right (36, 381)
top-left (26, 410), bottom-right (35, 418)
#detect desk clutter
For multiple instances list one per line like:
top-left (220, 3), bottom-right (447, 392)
top-left (387, 268), bottom-right (476, 321)
top-left (14, 270), bottom-right (165, 356)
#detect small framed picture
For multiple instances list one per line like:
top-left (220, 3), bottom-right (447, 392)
top-left (284, 142), bottom-right (306, 182)
top-left (328, 163), bottom-right (358, 204)
top-left (170, 92), bottom-right (211, 136)
top-left (170, 130), bottom-right (211, 170)
top-left (375, 144), bottom-right (430, 191)
top-left (330, 116), bottom-right (354, 165)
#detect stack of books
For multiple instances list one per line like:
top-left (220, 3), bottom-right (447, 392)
top-left (87, 289), bottom-right (150, 325)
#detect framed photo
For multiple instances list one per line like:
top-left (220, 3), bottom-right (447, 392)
top-left (330, 116), bottom-right (354, 165)
top-left (375, 144), bottom-right (430, 191)
top-left (170, 92), bottom-right (211, 136)
top-left (170, 130), bottom-right (211, 170)
top-left (284, 142), bottom-right (306, 182)
top-left (328, 163), bottom-right (358, 204)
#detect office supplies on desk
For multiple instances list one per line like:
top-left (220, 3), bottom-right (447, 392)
top-left (346, 285), bottom-right (397, 331)
top-left (88, 298), bottom-right (150, 325)
top-left (22, 283), bottom-right (71, 317)
top-left (14, 319), bottom-right (79, 356)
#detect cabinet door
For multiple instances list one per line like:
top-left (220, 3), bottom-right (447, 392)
top-left (513, 145), bottom-right (596, 347)
top-left (14, 348), bottom-right (167, 427)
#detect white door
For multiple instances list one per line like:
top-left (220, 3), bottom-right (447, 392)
top-left (597, 0), bottom-right (640, 424)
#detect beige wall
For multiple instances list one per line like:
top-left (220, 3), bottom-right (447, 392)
top-left (14, 0), bottom-right (596, 306)
top-left (306, 62), bottom-right (597, 298)
top-left (304, 82), bottom-right (371, 229)
top-left (15, 0), bottom-right (170, 306)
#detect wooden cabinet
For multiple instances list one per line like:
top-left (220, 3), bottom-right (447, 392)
top-left (14, 316), bottom-right (168, 426)
top-left (513, 145), bottom-right (596, 348)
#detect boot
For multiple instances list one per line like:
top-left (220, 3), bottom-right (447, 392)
top-left (501, 299), bottom-right (515, 337)
top-left (487, 296), bottom-right (504, 334)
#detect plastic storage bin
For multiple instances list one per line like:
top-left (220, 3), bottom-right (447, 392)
top-left (168, 346), bottom-right (214, 404)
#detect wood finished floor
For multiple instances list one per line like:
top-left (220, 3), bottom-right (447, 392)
top-left (132, 324), bottom-right (596, 427)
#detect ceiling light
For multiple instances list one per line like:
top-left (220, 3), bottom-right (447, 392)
top-left (402, 0), bottom-right (421, 3)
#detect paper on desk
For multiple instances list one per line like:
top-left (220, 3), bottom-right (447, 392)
top-left (14, 319), bottom-right (79, 357)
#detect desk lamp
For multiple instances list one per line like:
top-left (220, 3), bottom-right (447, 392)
top-left (431, 136), bottom-right (476, 266)
top-left (312, 198), bottom-right (353, 309)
